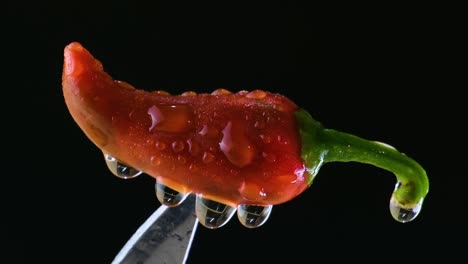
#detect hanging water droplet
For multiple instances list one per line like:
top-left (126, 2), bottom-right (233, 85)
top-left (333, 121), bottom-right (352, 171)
top-left (237, 204), bottom-right (272, 228)
top-left (155, 182), bottom-right (188, 207)
top-left (389, 197), bottom-right (423, 223)
top-left (389, 182), bottom-right (424, 223)
top-left (104, 153), bottom-right (142, 179)
top-left (195, 195), bottom-right (236, 229)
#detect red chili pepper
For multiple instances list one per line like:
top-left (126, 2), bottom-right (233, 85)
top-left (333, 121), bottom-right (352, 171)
top-left (63, 42), bottom-right (429, 228)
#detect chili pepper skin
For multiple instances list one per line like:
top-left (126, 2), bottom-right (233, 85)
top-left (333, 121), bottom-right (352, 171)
top-left (63, 42), bottom-right (309, 208)
top-left (63, 42), bottom-right (428, 223)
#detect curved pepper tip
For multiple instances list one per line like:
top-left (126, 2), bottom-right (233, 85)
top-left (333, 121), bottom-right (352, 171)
top-left (64, 42), bottom-right (86, 76)
top-left (62, 42), bottom-right (112, 148)
top-left (63, 42), bottom-right (103, 77)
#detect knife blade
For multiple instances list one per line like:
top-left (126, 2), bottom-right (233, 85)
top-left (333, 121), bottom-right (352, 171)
top-left (112, 194), bottom-right (198, 264)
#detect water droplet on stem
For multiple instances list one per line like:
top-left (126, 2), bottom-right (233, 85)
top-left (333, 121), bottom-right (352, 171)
top-left (389, 182), bottom-right (423, 223)
top-left (389, 198), bottom-right (422, 223)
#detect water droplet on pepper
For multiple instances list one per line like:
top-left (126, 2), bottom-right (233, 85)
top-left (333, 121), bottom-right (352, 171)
top-left (104, 153), bottom-right (142, 179)
top-left (153, 90), bottom-right (171, 96)
top-left (196, 195), bottom-right (237, 229)
top-left (202, 151), bottom-right (215, 164)
top-left (150, 156), bottom-right (161, 166)
top-left (172, 140), bottom-right (185, 153)
top-left (198, 125), bottom-right (219, 138)
top-left (155, 141), bottom-right (166, 150)
top-left (219, 121), bottom-right (255, 168)
top-left (181, 91), bottom-right (197, 96)
top-left (155, 182), bottom-right (189, 207)
top-left (147, 105), bottom-right (193, 133)
top-left (237, 204), bottom-right (272, 228)
top-left (246, 90), bottom-right (267, 99)
top-left (211, 89), bottom-right (232, 95)
top-left (187, 138), bottom-right (201, 156)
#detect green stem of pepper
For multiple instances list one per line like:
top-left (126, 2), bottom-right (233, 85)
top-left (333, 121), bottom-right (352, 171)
top-left (295, 109), bottom-right (429, 222)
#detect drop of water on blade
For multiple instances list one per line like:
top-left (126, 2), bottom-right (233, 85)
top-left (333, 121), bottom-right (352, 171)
top-left (389, 197), bottom-right (423, 223)
top-left (155, 182), bottom-right (188, 207)
top-left (195, 195), bottom-right (237, 229)
top-left (237, 204), bottom-right (272, 228)
top-left (104, 154), bottom-right (142, 179)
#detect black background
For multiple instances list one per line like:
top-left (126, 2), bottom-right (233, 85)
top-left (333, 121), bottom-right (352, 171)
top-left (6, 2), bottom-right (466, 263)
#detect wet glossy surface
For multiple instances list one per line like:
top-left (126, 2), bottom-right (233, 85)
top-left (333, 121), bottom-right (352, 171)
top-left (147, 105), bottom-right (193, 133)
top-left (219, 121), bottom-right (255, 168)
top-left (62, 41), bottom-right (309, 207)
